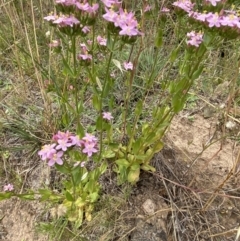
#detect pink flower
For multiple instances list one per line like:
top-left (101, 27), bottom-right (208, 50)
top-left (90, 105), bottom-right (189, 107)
top-left (186, 31), bottom-right (203, 47)
top-left (80, 43), bottom-right (88, 52)
top-left (38, 144), bottom-right (56, 160)
top-left (97, 36), bottom-right (107, 46)
top-left (56, 0), bottom-right (77, 6)
top-left (161, 7), bottom-right (170, 13)
top-left (82, 143), bottom-right (98, 157)
top-left (144, 5), bottom-right (152, 12)
top-left (44, 14), bottom-right (57, 22)
top-left (101, 0), bottom-right (122, 8)
top-left (87, 3), bottom-right (99, 14)
top-left (220, 14), bottom-right (239, 27)
top-left (70, 135), bottom-right (83, 147)
top-left (103, 8), bottom-right (118, 22)
top-left (78, 54), bottom-right (92, 60)
top-left (172, 0), bottom-right (194, 13)
top-left (53, 15), bottom-right (80, 27)
top-left (3, 184), bottom-right (14, 192)
top-left (76, 2), bottom-right (90, 11)
top-left (123, 61), bottom-right (133, 70)
top-left (192, 12), bottom-right (208, 22)
top-left (82, 26), bottom-right (90, 34)
top-left (52, 131), bottom-right (72, 142)
top-left (82, 133), bottom-right (98, 144)
top-left (48, 150), bottom-right (64, 166)
top-left (103, 112), bottom-right (113, 121)
top-left (205, 0), bottom-right (221, 6)
top-left (87, 40), bottom-right (93, 45)
top-left (56, 138), bottom-right (73, 151)
top-left (206, 13), bottom-right (221, 28)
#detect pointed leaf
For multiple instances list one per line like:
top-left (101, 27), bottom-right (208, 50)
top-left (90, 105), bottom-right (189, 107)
top-left (65, 191), bottom-right (74, 201)
top-left (116, 159), bottom-right (130, 167)
top-left (112, 59), bottom-right (123, 73)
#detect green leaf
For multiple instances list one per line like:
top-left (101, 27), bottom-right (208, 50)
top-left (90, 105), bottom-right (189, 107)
top-left (62, 113), bottom-right (70, 127)
top-left (130, 163), bottom-right (140, 171)
top-left (99, 162), bottom-right (108, 174)
top-left (0, 192), bottom-right (12, 201)
top-left (203, 32), bottom-right (213, 46)
top-left (39, 189), bottom-right (52, 201)
top-left (126, 123), bottom-right (132, 137)
top-left (102, 149), bottom-right (115, 159)
top-left (75, 198), bottom-right (85, 208)
top-left (145, 132), bottom-right (156, 144)
top-left (132, 138), bottom-right (142, 154)
top-left (77, 123), bottom-right (85, 137)
top-left (72, 167), bottom-right (84, 184)
top-left (196, 44), bottom-right (206, 57)
top-left (112, 59), bottom-right (123, 73)
top-left (142, 123), bottom-right (149, 135)
top-left (141, 164), bottom-right (156, 172)
top-left (17, 193), bottom-right (35, 200)
top-left (116, 159), bottom-right (130, 167)
top-left (107, 32), bottom-right (114, 51)
top-left (191, 65), bottom-right (204, 80)
top-left (62, 58), bottom-right (74, 77)
top-left (96, 116), bottom-right (103, 131)
top-left (65, 191), bottom-right (74, 201)
top-left (55, 164), bottom-right (70, 174)
top-left (96, 76), bottom-right (103, 91)
top-left (102, 79), bottom-right (111, 97)
top-left (134, 100), bottom-right (143, 116)
top-left (152, 141), bottom-right (164, 153)
top-left (155, 28), bottom-right (163, 48)
top-left (81, 172), bottom-right (88, 181)
top-left (127, 168), bottom-right (140, 184)
top-left (170, 48), bottom-right (179, 62)
top-left (92, 94), bottom-right (100, 111)
top-left (74, 209), bottom-right (83, 228)
top-left (135, 155), bottom-right (148, 161)
top-left (172, 92), bottom-right (187, 113)
top-left (89, 192), bottom-right (99, 203)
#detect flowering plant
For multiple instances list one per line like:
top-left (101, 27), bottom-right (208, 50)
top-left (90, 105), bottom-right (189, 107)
top-left (1, 0), bottom-right (239, 229)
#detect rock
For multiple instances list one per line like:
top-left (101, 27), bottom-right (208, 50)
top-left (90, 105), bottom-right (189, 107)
top-left (142, 199), bottom-right (156, 215)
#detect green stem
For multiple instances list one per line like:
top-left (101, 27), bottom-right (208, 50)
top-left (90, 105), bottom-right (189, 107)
top-left (98, 36), bottom-right (117, 161)
top-left (71, 35), bottom-right (82, 131)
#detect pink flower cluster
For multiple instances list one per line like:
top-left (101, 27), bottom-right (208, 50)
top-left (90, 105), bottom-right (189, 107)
top-left (102, 1), bottom-right (142, 36)
top-left (44, 14), bottom-right (80, 27)
top-left (55, 0), bottom-right (99, 14)
top-left (173, 0), bottom-right (194, 12)
top-left (186, 31), bottom-right (203, 47)
top-left (38, 131), bottom-right (98, 166)
top-left (44, 1), bottom-right (99, 35)
top-left (190, 12), bottom-right (240, 29)
top-left (173, 0), bottom-right (240, 32)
